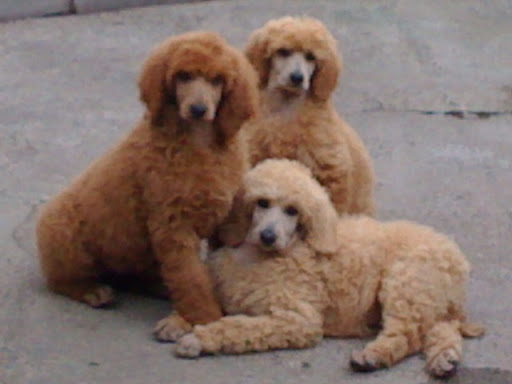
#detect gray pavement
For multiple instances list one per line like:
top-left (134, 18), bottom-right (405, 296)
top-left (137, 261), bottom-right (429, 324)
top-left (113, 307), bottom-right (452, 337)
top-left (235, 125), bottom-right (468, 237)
top-left (0, 0), bottom-right (208, 22)
top-left (1, 1), bottom-right (512, 383)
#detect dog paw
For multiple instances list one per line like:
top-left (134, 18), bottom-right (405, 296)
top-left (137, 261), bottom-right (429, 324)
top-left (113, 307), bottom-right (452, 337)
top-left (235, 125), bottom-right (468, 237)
top-left (174, 333), bottom-right (202, 358)
top-left (350, 349), bottom-right (385, 372)
top-left (154, 313), bottom-right (192, 342)
top-left (427, 348), bottom-right (460, 378)
top-left (83, 285), bottom-right (115, 308)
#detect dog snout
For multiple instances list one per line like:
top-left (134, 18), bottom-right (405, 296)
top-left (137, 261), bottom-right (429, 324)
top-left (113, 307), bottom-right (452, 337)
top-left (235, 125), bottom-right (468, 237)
top-left (289, 71), bottom-right (304, 86)
top-left (189, 103), bottom-right (208, 119)
top-left (260, 228), bottom-right (277, 246)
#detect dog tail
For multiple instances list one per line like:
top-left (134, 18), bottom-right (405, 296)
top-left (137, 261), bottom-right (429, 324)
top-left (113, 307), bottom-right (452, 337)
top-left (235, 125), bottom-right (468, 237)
top-left (460, 321), bottom-right (485, 338)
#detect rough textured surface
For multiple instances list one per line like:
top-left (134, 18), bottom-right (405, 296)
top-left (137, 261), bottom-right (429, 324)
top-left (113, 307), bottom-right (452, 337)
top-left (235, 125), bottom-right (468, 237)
top-left (0, 0), bottom-right (69, 21)
top-left (0, 0), bottom-right (209, 21)
top-left (73, 0), bottom-right (208, 15)
top-left (1, 1), bottom-right (511, 383)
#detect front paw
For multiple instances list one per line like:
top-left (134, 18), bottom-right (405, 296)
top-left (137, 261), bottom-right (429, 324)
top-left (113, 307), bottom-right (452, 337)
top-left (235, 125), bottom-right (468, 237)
top-left (350, 349), bottom-right (386, 372)
top-left (83, 285), bottom-right (116, 308)
top-left (174, 333), bottom-right (202, 358)
top-left (153, 313), bottom-right (192, 342)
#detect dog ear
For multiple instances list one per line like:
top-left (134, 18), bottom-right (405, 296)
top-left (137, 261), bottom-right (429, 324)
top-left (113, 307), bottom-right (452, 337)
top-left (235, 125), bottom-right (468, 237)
top-left (245, 28), bottom-right (271, 88)
top-left (213, 187), bottom-right (252, 248)
top-left (310, 38), bottom-right (342, 102)
top-left (302, 195), bottom-right (339, 254)
top-left (214, 50), bottom-right (259, 144)
top-left (138, 40), bottom-right (172, 126)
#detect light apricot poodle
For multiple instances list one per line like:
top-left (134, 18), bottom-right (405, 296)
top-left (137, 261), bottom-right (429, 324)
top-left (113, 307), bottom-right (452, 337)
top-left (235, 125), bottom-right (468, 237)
top-left (243, 16), bottom-right (375, 216)
top-left (36, 32), bottom-right (259, 330)
top-left (166, 159), bottom-right (483, 378)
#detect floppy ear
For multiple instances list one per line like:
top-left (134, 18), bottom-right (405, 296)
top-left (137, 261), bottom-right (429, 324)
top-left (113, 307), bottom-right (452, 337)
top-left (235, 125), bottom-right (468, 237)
top-left (138, 41), bottom-right (171, 126)
top-left (212, 187), bottom-right (252, 248)
top-left (215, 51), bottom-right (259, 144)
top-left (245, 28), bottom-right (271, 88)
top-left (310, 38), bottom-right (342, 102)
top-left (303, 195), bottom-right (339, 254)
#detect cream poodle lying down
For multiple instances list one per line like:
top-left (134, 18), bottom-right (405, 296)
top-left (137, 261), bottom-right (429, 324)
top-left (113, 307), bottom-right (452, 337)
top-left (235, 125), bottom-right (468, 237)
top-left (164, 159), bottom-right (483, 378)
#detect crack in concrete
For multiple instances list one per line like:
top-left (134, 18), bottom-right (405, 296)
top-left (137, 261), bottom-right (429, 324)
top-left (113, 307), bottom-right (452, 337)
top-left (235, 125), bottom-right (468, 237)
top-left (423, 367), bottom-right (512, 383)
top-left (415, 110), bottom-right (512, 120)
top-left (40, 1), bottom-right (76, 18)
top-left (358, 107), bottom-right (512, 119)
top-left (69, 0), bottom-right (77, 14)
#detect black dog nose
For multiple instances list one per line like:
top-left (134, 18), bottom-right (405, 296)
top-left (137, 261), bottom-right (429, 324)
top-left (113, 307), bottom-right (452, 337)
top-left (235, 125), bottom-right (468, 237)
top-left (290, 71), bottom-right (304, 86)
top-left (260, 228), bottom-right (277, 246)
top-left (189, 103), bottom-right (207, 118)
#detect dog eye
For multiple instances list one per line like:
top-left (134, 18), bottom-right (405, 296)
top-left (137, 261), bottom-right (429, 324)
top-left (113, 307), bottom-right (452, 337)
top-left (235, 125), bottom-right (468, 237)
top-left (276, 48), bottom-right (292, 57)
top-left (257, 199), bottom-right (270, 208)
top-left (305, 52), bottom-right (316, 61)
top-left (211, 75), bottom-right (224, 86)
top-left (284, 206), bottom-right (298, 216)
top-left (176, 71), bottom-right (192, 82)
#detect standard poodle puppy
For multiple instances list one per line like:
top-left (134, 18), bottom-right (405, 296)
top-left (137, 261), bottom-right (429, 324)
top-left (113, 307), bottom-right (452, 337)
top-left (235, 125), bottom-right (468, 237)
top-left (243, 16), bottom-right (375, 216)
top-left (166, 159), bottom-right (483, 378)
top-left (36, 32), bottom-right (259, 330)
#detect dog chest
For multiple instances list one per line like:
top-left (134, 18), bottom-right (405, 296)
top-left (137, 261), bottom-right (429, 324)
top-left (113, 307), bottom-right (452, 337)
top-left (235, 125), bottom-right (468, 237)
top-left (144, 149), bottom-right (243, 229)
top-left (210, 251), bottom-right (327, 316)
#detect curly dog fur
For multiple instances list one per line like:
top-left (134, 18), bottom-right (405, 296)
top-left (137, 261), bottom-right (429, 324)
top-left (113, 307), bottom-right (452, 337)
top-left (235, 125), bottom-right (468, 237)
top-left (243, 17), bottom-right (375, 215)
top-left (168, 159), bottom-right (483, 378)
top-left (36, 32), bottom-right (259, 327)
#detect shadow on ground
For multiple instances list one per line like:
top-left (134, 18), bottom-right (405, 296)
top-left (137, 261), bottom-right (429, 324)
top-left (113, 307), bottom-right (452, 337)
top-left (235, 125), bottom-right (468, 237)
top-left (424, 367), bottom-right (512, 384)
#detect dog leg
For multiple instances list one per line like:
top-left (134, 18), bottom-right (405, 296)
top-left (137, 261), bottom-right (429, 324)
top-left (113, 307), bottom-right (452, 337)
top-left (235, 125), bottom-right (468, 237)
top-left (350, 316), bottom-right (421, 372)
top-left (150, 226), bottom-right (222, 326)
top-left (308, 149), bottom-right (352, 215)
top-left (48, 280), bottom-right (115, 308)
top-left (40, 245), bottom-right (115, 307)
top-left (424, 320), bottom-right (463, 378)
top-left (154, 311), bottom-right (193, 342)
top-left (37, 205), bottom-right (115, 308)
top-left (161, 250), bottom-right (221, 325)
top-left (175, 302), bottom-right (323, 357)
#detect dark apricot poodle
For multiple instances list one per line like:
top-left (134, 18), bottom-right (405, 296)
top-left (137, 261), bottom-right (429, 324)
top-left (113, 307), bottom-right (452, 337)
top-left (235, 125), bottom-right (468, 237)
top-left (36, 32), bottom-right (259, 329)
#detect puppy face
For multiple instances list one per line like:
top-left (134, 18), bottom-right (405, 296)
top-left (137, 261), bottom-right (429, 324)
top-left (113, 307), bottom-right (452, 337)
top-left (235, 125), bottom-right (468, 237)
top-left (245, 17), bottom-right (342, 101)
top-left (174, 71), bottom-right (224, 122)
top-left (267, 48), bottom-right (316, 95)
top-left (237, 159), bottom-right (340, 255)
top-left (245, 197), bottom-right (301, 252)
top-left (139, 32), bottom-right (259, 143)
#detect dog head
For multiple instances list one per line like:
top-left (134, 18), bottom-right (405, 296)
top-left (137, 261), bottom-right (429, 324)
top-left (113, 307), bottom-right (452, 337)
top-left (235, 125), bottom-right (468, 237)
top-left (139, 31), bottom-right (259, 144)
top-left (225, 159), bottom-right (339, 255)
top-left (245, 17), bottom-right (342, 101)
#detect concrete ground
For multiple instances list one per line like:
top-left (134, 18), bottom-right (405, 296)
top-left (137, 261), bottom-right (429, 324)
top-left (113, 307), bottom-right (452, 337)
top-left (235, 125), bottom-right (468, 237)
top-left (1, 1), bottom-right (511, 383)
top-left (0, 0), bottom-right (209, 22)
